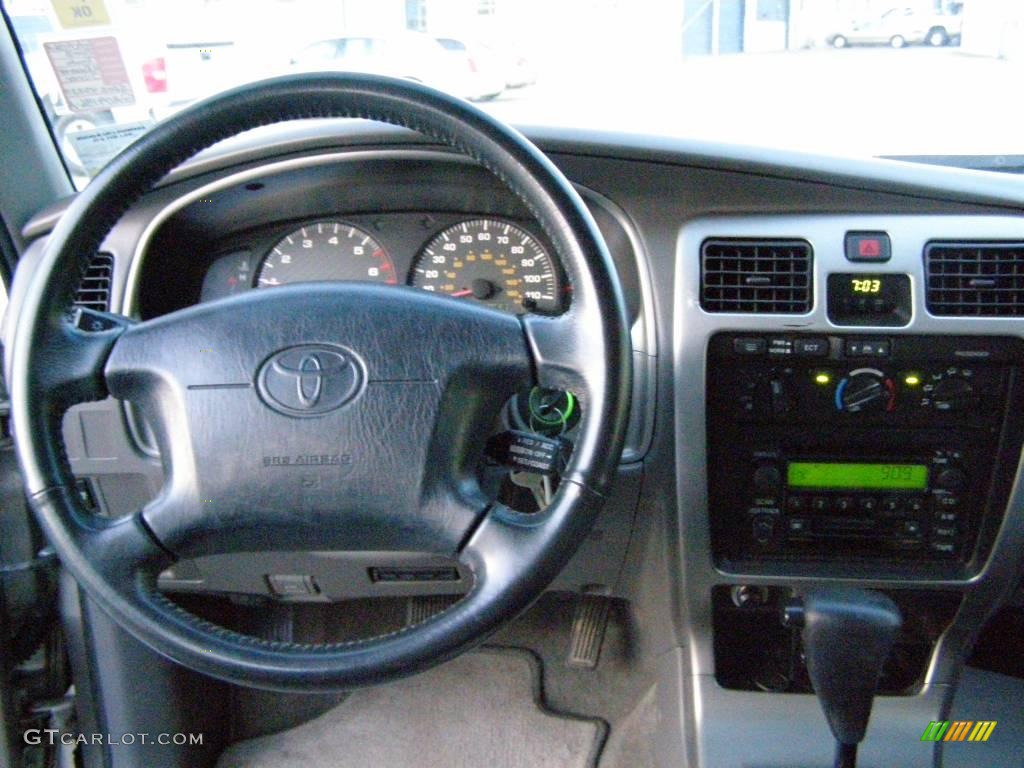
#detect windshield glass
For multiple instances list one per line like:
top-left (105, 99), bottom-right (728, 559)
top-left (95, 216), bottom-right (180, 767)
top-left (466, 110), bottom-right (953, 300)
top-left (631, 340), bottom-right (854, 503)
top-left (3, 0), bottom-right (1020, 187)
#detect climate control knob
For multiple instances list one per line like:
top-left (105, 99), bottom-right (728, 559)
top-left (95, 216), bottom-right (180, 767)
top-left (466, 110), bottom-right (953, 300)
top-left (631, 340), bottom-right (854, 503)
top-left (837, 370), bottom-right (895, 413)
top-left (931, 377), bottom-right (977, 413)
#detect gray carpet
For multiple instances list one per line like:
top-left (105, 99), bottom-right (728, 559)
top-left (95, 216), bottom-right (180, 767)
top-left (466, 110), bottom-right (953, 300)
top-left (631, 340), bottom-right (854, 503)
top-left (216, 649), bottom-right (605, 768)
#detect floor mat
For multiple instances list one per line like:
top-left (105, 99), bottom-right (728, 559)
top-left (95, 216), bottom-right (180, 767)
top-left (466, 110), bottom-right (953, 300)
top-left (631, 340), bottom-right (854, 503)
top-left (216, 649), bottom-right (606, 768)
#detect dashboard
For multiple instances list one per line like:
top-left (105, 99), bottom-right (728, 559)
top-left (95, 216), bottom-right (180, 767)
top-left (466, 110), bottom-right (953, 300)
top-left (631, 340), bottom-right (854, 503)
top-left (10, 121), bottom-right (1024, 768)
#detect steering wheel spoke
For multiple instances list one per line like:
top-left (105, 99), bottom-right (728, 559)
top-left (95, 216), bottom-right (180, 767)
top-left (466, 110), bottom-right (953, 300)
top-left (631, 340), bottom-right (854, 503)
top-left (521, 310), bottom-right (600, 396)
top-left (459, 480), bottom-right (607, 604)
top-left (30, 485), bottom-right (171, 589)
top-left (35, 308), bottom-right (134, 410)
top-left (521, 304), bottom-right (631, 493)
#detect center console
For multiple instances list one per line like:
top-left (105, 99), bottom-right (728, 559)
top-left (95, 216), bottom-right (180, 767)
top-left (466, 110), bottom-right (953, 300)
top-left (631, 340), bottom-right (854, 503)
top-left (707, 332), bottom-right (1024, 578)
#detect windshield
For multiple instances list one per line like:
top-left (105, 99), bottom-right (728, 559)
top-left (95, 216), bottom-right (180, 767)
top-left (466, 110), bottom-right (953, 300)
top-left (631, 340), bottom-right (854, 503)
top-left (3, 0), bottom-right (1020, 188)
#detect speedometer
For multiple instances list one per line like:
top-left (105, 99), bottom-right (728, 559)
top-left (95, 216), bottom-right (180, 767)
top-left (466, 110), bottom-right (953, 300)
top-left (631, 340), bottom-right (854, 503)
top-left (409, 219), bottom-right (562, 314)
top-left (256, 221), bottom-right (396, 287)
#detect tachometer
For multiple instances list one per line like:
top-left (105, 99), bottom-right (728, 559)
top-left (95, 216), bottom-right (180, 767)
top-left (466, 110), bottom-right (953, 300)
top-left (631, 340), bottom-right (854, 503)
top-left (256, 221), bottom-right (396, 287)
top-left (410, 219), bottom-right (562, 314)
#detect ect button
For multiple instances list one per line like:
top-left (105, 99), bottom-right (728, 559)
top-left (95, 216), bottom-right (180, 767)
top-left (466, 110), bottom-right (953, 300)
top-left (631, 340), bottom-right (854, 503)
top-left (794, 337), bottom-right (829, 357)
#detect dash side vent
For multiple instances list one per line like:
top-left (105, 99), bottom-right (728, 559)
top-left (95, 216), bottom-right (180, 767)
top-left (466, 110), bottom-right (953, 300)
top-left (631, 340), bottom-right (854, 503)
top-left (925, 242), bottom-right (1024, 317)
top-left (74, 252), bottom-right (114, 312)
top-left (700, 239), bottom-right (812, 314)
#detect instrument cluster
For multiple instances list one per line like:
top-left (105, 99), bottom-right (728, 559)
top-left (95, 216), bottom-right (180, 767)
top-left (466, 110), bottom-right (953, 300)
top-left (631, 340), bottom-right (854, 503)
top-left (200, 214), bottom-right (565, 315)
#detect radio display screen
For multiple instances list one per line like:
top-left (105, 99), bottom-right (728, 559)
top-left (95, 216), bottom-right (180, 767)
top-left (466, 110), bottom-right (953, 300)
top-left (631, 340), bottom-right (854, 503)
top-left (787, 462), bottom-right (928, 490)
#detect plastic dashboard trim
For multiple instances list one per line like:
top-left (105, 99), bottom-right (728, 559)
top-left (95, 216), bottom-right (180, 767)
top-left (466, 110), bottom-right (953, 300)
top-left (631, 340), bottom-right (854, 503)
top-left (673, 211), bottom-right (1024, 766)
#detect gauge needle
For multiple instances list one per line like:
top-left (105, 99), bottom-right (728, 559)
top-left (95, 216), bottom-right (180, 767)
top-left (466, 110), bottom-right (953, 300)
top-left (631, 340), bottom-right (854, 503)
top-left (450, 289), bottom-right (474, 298)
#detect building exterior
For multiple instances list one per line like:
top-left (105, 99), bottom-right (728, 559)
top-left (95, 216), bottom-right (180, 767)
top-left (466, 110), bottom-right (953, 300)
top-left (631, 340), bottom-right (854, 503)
top-left (959, 0), bottom-right (1024, 59)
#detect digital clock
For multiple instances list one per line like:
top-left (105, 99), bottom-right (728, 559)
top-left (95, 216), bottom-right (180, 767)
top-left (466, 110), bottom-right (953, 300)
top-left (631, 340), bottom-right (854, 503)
top-left (851, 278), bottom-right (882, 294)
top-left (827, 273), bottom-right (911, 327)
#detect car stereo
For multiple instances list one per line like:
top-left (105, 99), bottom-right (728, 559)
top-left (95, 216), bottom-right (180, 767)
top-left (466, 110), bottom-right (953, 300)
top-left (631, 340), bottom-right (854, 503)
top-left (706, 333), bottom-right (1024, 575)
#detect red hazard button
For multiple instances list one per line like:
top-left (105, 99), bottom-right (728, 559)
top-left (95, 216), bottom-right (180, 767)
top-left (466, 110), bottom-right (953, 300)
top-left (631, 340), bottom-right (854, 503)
top-left (845, 231), bottom-right (891, 262)
top-left (859, 239), bottom-right (881, 257)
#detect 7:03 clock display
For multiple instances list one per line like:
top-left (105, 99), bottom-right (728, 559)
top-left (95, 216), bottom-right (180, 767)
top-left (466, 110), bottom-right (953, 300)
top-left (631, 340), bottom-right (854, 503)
top-left (826, 273), bottom-right (911, 327)
top-left (851, 278), bottom-right (882, 294)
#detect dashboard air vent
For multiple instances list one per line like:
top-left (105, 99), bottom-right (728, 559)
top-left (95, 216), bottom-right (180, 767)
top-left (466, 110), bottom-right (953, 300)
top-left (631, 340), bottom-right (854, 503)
top-left (925, 243), bottom-right (1024, 317)
top-left (701, 239), bottom-right (812, 314)
top-left (74, 252), bottom-right (114, 312)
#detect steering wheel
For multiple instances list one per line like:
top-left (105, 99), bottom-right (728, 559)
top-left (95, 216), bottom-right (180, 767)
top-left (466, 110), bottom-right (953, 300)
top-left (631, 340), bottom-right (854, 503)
top-left (9, 74), bottom-right (631, 691)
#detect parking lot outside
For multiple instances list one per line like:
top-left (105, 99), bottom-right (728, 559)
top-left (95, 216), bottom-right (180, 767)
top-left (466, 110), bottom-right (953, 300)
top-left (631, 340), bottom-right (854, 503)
top-left (484, 47), bottom-right (1024, 158)
top-left (6, 0), bottom-right (1024, 179)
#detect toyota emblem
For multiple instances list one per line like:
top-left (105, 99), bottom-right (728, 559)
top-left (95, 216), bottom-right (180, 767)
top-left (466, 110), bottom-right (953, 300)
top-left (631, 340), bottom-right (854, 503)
top-left (257, 344), bottom-right (363, 416)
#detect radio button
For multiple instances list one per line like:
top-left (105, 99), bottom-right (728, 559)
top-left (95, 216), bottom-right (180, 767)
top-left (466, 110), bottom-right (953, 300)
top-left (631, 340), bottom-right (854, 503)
top-left (905, 497), bottom-right (926, 514)
top-left (881, 497), bottom-right (903, 514)
top-left (787, 496), bottom-right (807, 512)
top-left (753, 464), bottom-right (783, 494)
top-left (900, 519), bottom-right (923, 536)
top-left (787, 517), bottom-right (811, 535)
top-left (929, 540), bottom-right (957, 557)
top-left (935, 468), bottom-right (968, 492)
top-left (932, 525), bottom-right (958, 538)
top-left (935, 494), bottom-right (961, 509)
top-left (935, 509), bottom-right (959, 524)
top-left (858, 497), bottom-right (878, 513)
top-left (835, 496), bottom-right (855, 513)
top-left (811, 496), bottom-right (830, 513)
top-left (752, 516), bottom-right (776, 545)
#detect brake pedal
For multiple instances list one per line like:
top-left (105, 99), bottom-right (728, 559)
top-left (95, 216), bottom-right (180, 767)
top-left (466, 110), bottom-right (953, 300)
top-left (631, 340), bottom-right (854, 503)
top-left (406, 595), bottom-right (458, 627)
top-left (567, 590), bottom-right (612, 669)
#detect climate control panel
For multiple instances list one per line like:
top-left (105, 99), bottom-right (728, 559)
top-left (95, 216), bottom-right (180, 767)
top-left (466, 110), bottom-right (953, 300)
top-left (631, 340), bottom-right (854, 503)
top-left (706, 333), bottom-right (1024, 576)
top-left (725, 335), bottom-right (1005, 425)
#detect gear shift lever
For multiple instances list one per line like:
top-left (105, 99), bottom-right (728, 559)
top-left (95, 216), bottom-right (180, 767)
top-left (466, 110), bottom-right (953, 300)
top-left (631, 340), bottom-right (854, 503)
top-left (783, 588), bottom-right (902, 768)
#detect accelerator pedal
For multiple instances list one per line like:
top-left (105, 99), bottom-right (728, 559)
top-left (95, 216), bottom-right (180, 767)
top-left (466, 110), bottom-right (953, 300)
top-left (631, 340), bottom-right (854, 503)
top-left (567, 589), bottom-right (612, 669)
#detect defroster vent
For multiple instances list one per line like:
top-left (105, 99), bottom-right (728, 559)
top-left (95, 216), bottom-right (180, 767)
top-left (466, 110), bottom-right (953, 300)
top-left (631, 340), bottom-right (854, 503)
top-left (926, 242), bottom-right (1024, 317)
top-left (74, 252), bottom-right (114, 311)
top-left (701, 239), bottom-right (812, 314)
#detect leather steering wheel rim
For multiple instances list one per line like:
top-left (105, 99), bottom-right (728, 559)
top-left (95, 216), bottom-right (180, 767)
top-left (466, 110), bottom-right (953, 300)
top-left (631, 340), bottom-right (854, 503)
top-left (9, 73), bottom-right (631, 691)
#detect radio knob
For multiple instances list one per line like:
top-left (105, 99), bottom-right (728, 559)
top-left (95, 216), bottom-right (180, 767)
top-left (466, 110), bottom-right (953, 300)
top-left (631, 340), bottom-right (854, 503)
top-left (838, 372), bottom-right (894, 413)
top-left (935, 468), bottom-right (967, 493)
top-left (932, 377), bottom-right (977, 413)
top-left (753, 463), bottom-right (782, 494)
